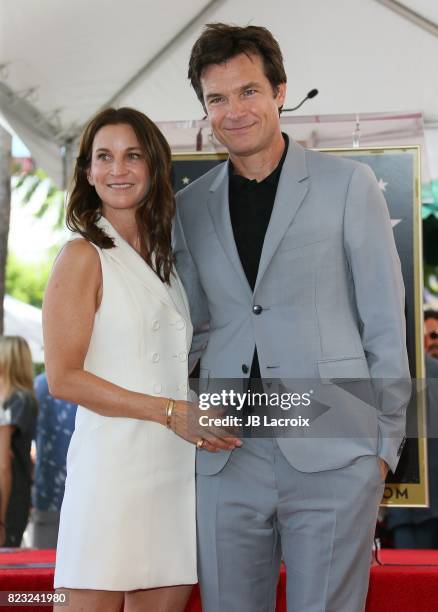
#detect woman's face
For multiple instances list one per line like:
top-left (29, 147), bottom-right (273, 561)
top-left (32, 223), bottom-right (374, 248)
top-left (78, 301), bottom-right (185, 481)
top-left (87, 123), bottom-right (150, 214)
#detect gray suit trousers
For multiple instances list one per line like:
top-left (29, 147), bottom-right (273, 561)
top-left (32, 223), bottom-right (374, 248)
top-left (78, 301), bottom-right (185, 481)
top-left (197, 440), bottom-right (384, 612)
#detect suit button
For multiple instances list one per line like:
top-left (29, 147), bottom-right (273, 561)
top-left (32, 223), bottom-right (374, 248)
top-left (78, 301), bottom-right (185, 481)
top-left (152, 320), bottom-right (160, 331)
top-left (252, 305), bottom-right (263, 315)
top-left (242, 364), bottom-right (249, 374)
top-left (176, 320), bottom-right (186, 330)
top-left (152, 352), bottom-right (160, 363)
top-left (179, 352), bottom-right (187, 362)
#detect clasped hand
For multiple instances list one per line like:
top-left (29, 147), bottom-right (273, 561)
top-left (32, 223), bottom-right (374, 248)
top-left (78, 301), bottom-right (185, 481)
top-left (170, 400), bottom-right (242, 452)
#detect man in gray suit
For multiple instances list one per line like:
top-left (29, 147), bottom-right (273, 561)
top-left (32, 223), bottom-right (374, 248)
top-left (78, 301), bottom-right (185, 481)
top-left (174, 23), bottom-right (410, 612)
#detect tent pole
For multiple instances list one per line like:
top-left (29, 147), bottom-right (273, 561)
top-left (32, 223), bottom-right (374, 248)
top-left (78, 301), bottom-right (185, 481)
top-left (0, 126), bottom-right (12, 334)
top-left (60, 139), bottom-right (76, 191)
top-left (374, 0), bottom-right (438, 38)
top-left (94, 0), bottom-right (225, 114)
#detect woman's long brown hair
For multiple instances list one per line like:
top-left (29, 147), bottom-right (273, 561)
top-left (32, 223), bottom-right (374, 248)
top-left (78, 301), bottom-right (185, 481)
top-left (66, 107), bottom-right (175, 284)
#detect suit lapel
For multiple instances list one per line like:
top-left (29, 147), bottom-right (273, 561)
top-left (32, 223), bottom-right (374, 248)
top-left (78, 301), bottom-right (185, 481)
top-left (207, 162), bottom-right (253, 299)
top-left (254, 141), bottom-right (309, 293)
top-left (96, 216), bottom-right (181, 314)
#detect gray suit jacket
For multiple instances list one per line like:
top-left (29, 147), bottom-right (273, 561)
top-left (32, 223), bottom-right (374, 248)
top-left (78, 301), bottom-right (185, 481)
top-left (174, 140), bottom-right (410, 475)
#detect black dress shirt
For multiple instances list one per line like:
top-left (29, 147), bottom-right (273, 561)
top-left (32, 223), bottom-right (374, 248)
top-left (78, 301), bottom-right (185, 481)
top-left (228, 134), bottom-right (289, 379)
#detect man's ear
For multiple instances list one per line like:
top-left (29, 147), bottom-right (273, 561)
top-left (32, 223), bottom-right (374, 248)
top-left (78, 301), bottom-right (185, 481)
top-left (275, 82), bottom-right (287, 110)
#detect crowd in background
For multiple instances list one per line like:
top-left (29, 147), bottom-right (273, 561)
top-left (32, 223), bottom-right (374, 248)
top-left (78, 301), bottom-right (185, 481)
top-left (0, 316), bottom-right (437, 548)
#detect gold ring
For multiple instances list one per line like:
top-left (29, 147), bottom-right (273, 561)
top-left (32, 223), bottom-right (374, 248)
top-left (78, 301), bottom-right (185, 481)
top-left (196, 438), bottom-right (206, 449)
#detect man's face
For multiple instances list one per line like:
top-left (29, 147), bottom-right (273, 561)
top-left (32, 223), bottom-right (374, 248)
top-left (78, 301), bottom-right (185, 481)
top-left (200, 53), bottom-right (286, 158)
top-left (424, 317), bottom-right (438, 358)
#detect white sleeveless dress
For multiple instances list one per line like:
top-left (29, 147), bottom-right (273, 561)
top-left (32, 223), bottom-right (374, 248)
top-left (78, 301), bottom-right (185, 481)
top-left (54, 216), bottom-right (196, 590)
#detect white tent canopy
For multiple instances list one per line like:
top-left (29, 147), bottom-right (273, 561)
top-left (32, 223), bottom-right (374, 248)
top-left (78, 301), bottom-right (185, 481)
top-left (1, 0), bottom-right (438, 185)
top-left (3, 295), bottom-right (44, 363)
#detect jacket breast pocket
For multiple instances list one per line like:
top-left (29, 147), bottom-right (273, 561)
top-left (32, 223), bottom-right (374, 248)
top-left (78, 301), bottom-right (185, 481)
top-left (277, 237), bottom-right (330, 263)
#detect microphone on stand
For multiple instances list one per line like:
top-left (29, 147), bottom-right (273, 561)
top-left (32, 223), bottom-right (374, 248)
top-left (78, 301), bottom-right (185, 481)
top-left (282, 88), bottom-right (318, 112)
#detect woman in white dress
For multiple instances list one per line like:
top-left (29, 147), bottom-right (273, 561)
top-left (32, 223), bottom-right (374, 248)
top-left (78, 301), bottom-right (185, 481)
top-left (43, 107), bottom-right (241, 612)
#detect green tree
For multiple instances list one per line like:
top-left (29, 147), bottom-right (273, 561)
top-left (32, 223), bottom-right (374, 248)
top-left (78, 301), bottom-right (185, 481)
top-left (6, 164), bottom-right (64, 308)
top-left (5, 253), bottom-right (52, 309)
top-left (12, 167), bottom-right (65, 230)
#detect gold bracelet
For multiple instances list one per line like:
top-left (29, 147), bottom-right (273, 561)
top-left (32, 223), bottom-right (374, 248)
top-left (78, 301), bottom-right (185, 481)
top-left (165, 398), bottom-right (175, 429)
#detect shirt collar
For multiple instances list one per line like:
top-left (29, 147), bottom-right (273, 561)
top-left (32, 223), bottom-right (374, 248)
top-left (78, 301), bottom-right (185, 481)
top-left (229, 133), bottom-right (289, 188)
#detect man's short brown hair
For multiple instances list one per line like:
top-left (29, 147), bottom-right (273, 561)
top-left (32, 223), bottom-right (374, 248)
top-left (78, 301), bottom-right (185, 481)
top-left (188, 23), bottom-right (287, 110)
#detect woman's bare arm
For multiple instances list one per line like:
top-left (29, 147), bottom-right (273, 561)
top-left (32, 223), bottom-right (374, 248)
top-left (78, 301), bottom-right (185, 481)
top-left (43, 239), bottom-right (166, 424)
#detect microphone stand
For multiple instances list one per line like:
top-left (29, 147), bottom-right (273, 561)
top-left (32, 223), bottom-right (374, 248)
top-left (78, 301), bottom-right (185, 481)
top-left (282, 89), bottom-right (318, 113)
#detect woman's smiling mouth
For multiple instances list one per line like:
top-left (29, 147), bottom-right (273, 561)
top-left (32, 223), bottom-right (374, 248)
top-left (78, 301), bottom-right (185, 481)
top-left (107, 183), bottom-right (134, 189)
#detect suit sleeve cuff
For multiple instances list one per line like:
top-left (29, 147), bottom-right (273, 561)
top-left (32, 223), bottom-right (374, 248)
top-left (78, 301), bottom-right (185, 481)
top-left (378, 435), bottom-right (406, 474)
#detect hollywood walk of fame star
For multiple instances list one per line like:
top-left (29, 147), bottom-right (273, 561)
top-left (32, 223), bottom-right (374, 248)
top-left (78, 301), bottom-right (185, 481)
top-left (378, 178), bottom-right (388, 192)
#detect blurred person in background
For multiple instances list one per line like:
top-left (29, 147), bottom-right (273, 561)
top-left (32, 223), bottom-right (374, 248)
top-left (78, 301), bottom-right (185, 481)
top-left (0, 336), bottom-right (38, 546)
top-left (32, 372), bottom-right (77, 548)
top-left (424, 310), bottom-right (438, 359)
top-left (386, 310), bottom-right (438, 547)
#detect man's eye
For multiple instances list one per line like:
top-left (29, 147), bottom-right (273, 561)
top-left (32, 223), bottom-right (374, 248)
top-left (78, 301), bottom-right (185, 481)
top-left (243, 89), bottom-right (256, 97)
top-left (209, 97), bottom-right (224, 105)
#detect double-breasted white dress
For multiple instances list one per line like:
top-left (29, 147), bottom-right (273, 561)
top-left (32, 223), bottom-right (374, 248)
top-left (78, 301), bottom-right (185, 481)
top-left (54, 216), bottom-right (196, 591)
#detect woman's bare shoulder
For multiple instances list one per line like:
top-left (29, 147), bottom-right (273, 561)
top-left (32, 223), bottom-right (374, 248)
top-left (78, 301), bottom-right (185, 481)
top-left (61, 237), bottom-right (99, 257)
top-left (54, 237), bottom-right (100, 269)
top-left (47, 239), bottom-right (102, 293)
